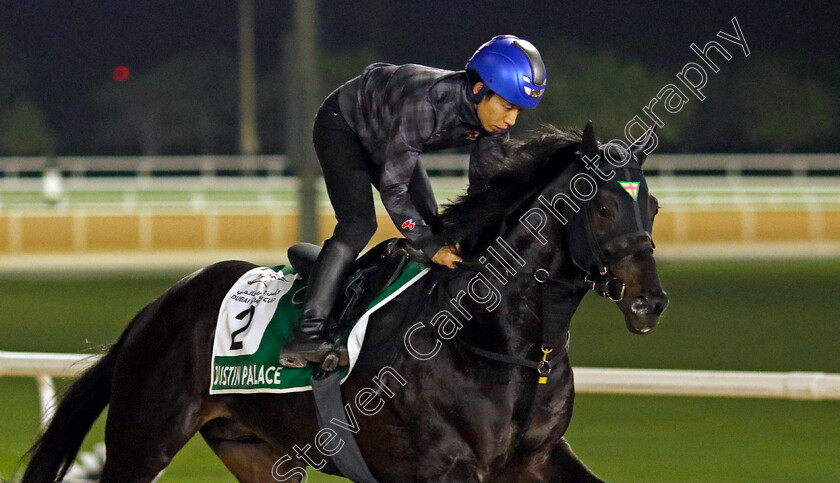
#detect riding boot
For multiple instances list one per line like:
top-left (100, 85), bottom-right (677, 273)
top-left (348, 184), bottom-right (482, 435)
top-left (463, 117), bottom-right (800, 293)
top-left (279, 239), bottom-right (357, 368)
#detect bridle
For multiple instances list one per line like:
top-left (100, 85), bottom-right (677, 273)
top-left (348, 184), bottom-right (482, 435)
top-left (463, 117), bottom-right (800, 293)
top-left (452, 226), bottom-right (654, 379)
top-left (581, 232), bottom-right (655, 302)
top-left (535, 186), bottom-right (655, 304)
top-left (451, 122), bottom-right (658, 384)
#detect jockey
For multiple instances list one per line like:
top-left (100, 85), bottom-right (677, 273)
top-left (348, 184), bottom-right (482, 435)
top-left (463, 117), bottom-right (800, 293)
top-left (279, 35), bottom-right (547, 367)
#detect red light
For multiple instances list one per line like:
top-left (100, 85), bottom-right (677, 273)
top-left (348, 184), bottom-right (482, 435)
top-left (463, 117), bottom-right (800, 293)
top-left (113, 66), bottom-right (130, 82)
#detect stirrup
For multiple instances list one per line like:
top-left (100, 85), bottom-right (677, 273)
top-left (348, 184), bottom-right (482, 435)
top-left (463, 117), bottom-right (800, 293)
top-left (325, 346), bottom-right (350, 370)
top-left (321, 352), bottom-right (340, 372)
top-left (278, 346), bottom-right (329, 368)
top-left (278, 355), bottom-right (308, 368)
top-left (318, 347), bottom-right (351, 372)
top-left (278, 347), bottom-right (349, 370)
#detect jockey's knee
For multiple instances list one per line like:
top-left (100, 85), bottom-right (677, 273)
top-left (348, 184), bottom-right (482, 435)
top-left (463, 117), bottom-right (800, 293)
top-left (359, 219), bottom-right (378, 241)
top-left (334, 219), bottom-right (376, 254)
top-left (353, 221), bottom-right (378, 250)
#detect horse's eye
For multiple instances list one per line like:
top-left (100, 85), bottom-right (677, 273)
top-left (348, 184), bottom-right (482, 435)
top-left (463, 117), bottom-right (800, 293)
top-left (598, 205), bottom-right (610, 216)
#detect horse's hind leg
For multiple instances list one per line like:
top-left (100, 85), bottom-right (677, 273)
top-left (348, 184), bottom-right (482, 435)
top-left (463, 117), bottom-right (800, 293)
top-left (98, 362), bottom-right (207, 482)
top-left (96, 261), bottom-right (252, 481)
top-left (98, 291), bottom-right (214, 481)
top-left (200, 418), bottom-right (303, 483)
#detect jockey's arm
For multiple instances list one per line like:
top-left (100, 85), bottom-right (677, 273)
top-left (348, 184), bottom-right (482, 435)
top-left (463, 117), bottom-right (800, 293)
top-left (379, 178), bottom-right (441, 259)
top-left (378, 97), bottom-right (463, 267)
top-left (379, 161), bottom-right (462, 269)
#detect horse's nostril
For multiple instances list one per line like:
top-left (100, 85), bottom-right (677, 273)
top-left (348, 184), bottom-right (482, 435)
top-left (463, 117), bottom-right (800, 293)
top-left (631, 297), bottom-right (649, 316)
top-left (651, 292), bottom-right (669, 315)
top-left (653, 301), bottom-right (664, 315)
top-left (632, 293), bottom-right (668, 317)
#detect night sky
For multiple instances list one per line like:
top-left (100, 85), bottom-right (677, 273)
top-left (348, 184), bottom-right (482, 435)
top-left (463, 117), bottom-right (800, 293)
top-left (2, 0), bottom-right (838, 153)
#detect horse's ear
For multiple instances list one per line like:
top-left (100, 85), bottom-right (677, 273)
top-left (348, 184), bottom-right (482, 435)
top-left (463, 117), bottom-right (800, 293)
top-left (630, 124), bottom-right (656, 167)
top-left (581, 121), bottom-right (598, 159)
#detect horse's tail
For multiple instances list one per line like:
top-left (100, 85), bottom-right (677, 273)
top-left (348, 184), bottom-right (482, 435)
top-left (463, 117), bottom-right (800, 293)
top-left (20, 302), bottom-right (152, 483)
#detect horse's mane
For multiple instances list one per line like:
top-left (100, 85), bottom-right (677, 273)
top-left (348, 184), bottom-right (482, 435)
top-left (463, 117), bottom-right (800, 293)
top-left (437, 125), bottom-right (583, 253)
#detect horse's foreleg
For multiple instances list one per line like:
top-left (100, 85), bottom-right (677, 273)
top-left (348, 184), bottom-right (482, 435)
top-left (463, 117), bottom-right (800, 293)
top-left (542, 438), bottom-right (603, 482)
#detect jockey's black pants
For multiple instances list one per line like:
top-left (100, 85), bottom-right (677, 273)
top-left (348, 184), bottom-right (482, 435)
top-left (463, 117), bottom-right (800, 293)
top-left (312, 91), bottom-right (438, 256)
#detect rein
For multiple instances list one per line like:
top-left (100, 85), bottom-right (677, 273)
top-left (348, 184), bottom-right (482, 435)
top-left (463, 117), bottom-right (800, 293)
top-left (440, 184), bottom-right (654, 379)
top-left (449, 249), bottom-right (644, 383)
top-left (449, 263), bottom-right (592, 384)
top-left (433, 126), bottom-right (657, 385)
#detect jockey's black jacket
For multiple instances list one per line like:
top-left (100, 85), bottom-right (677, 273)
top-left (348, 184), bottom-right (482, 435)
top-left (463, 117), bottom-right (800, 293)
top-left (337, 63), bottom-right (508, 257)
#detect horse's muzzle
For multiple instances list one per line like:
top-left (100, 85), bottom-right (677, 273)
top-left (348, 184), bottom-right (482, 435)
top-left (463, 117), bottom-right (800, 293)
top-left (626, 291), bottom-right (668, 333)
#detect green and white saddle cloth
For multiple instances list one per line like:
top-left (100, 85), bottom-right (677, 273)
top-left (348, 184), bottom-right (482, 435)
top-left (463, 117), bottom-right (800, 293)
top-left (210, 262), bottom-right (429, 394)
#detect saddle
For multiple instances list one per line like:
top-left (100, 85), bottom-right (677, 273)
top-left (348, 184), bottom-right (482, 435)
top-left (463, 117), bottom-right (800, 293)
top-left (288, 238), bottom-right (415, 340)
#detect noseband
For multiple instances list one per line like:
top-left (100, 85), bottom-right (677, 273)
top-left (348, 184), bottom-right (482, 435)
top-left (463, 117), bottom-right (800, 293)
top-left (536, 220), bottom-right (654, 303)
top-left (594, 233), bottom-right (655, 302)
top-left (534, 264), bottom-right (627, 302)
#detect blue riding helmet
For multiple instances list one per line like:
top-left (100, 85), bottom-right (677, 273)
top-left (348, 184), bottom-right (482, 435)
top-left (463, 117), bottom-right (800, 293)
top-left (466, 35), bottom-right (547, 109)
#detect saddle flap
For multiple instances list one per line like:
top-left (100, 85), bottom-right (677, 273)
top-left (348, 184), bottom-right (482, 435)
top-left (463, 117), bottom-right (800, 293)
top-left (333, 239), bottom-right (412, 323)
top-left (289, 238), bottom-right (415, 325)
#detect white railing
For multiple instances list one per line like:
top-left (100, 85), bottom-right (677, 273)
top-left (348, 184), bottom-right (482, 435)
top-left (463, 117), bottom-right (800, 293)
top-left (1, 177), bottom-right (839, 211)
top-left (2, 153), bottom-right (839, 212)
top-left (0, 351), bottom-right (99, 427)
top-left (573, 367), bottom-right (840, 400)
top-left (2, 153), bottom-right (840, 178)
top-left (2, 350), bottom-right (839, 428)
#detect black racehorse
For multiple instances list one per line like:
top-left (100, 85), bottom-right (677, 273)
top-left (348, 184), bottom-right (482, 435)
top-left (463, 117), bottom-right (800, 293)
top-left (23, 123), bottom-right (667, 482)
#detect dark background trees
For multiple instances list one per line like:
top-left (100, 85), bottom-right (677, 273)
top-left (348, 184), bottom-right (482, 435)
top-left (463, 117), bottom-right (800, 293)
top-left (0, 0), bottom-right (837, 155)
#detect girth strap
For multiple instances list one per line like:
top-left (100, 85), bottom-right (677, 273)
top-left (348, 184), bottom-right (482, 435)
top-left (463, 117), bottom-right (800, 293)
top-left (311, 370), bottom-right (379, 483)
top-left (307, 270), bottom-right (434, 482)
